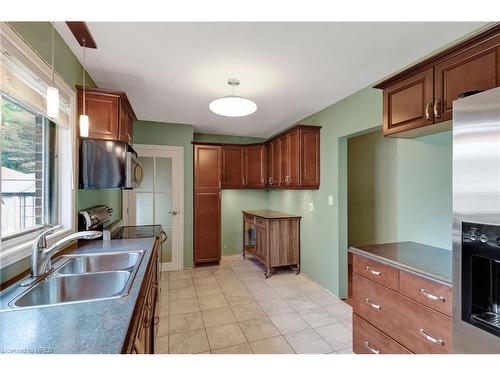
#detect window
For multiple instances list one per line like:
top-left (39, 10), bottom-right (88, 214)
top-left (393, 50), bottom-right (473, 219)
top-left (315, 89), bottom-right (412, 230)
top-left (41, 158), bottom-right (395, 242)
top-left (0, 22), bottom-right (76, 266)
top-left (1, 95), bottom-right (57, 240)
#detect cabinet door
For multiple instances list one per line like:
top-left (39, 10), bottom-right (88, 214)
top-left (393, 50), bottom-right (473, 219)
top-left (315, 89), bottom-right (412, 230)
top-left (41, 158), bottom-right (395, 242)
top-left (255, 226), bottom-right (267, 260)
top-left (434, 35), bottom-right (500, 123)
top-left (278, 136), bottom-right (288, 186)
top-left (265, 143), bottom-right (274, 187)
top-left (222, 146), bottom-right (244, 188)
top-left (245, 145), bottom-right (266, 188)
top-left (79, 91), bottom-right (119, 140)
top-left (194, 192), bottom-right (221, 263)
top-left (382, 68), bottom-right (434, 136)
top-left (119, 101), bottom-right (134, 144)
top-left (300, 128), bottom-right (320, 188)
top-left (286, 130), bottom-right (300, 187)
top-left (194, 145), bottom-right (221, 192)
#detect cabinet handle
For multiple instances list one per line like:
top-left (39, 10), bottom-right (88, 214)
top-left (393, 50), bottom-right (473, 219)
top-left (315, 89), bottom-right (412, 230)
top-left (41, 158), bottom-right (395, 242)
top-left (425, 102), bottom-right (433, 121)
top-left (144, 304), bottom-right (152, 328)
top-left (365, 266), bottom-right (381, 276)
top-left (433, 99), bottom-right (441, 119)
top-left (364, 341), bottom-right (380, 354)
top-left (419, 288), bottom-right (445, 302)
top-left (365, 298), bottom-right (381, 310)
top-left (419, 328), bottom-right (444, 345)
top-left (269, 177), bottom-right (273, 185)
top-left (219, 181), bottom-right (221, 189)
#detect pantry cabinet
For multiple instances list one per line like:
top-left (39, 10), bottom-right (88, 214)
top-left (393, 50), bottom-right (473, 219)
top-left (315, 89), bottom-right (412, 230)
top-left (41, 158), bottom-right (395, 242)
top-left (194, 145), bottom-right (222, 264)
top-left (77, 86), bottom-right (137, 144)
top-left (376, 24), bottom-right (500, 138)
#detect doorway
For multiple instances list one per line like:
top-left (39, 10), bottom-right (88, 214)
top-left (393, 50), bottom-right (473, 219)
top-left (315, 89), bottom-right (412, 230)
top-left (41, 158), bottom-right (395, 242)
top-left (123, 144), bottom-right (184, 272)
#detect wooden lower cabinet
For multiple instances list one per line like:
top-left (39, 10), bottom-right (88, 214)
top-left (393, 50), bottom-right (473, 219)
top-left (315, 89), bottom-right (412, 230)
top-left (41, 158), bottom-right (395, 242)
top-left (124, 241), bottom-right (159, 354)
top-left (351, 253), bottom-right (452, 354)
top-left (242, 210), bottom-right (300, 277)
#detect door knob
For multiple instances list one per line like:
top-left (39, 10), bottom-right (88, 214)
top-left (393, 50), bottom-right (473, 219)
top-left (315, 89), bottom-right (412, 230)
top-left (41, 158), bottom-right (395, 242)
top-left (168, 210), bottom-right (178, 216)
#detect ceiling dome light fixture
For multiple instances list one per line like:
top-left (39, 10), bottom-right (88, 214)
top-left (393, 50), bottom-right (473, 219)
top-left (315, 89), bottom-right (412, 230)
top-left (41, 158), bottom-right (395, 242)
top-left (209, 79), bottom-right (257, 117)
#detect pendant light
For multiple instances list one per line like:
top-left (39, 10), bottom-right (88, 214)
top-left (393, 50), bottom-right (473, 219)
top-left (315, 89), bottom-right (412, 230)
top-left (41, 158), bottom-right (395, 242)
top-left (79, 39), bottom-right (89, 137)
top-left (209, 79), bottom-right (257, 117)
top-left (46, 22), bottom-right (59, 118)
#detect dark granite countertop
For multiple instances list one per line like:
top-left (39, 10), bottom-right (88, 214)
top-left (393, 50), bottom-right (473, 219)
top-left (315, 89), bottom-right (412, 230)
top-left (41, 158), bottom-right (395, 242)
top-left (242, 210), bottom-right (301, 219)
top-left (0, 238), bottom-right (157, 354)
top-left (349, 241), bottom-right (452, 285)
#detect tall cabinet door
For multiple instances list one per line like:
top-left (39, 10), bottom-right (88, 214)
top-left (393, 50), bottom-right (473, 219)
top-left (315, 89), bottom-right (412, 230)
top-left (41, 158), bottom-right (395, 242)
top-left (245, 145), bottom-right (266, 188)
top-left (434, 35), bottom-right (500, 123)
top-left (194, 145), bottom-right (221, 263)
top-left (300, 128), bottom-right (320, 188)
top-left (286, 130), bottom-right (300, 187)
top-left (222, 146), bottom-right (245, 188)
top-left (382, 68), bottom-right (434, 136)
top-left (278, 136), bottom-right (288, 187)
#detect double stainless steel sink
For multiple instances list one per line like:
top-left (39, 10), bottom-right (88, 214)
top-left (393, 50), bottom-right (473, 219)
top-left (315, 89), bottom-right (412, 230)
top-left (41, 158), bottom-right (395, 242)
top-left (2, 251), bottom-right (144, 310)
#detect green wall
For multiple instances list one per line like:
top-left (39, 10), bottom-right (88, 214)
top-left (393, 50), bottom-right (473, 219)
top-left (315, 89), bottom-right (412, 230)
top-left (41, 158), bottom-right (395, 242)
top-left (348, 130), bottom-right (398, 246)
top-left (133, 120), bottom-right (195, 268)
top-left (267, 87), bottom-right (384, 298)
top-left (8, 22), bottom-right (122, 223)
top-left (348, 129), bottom-right (452, 250)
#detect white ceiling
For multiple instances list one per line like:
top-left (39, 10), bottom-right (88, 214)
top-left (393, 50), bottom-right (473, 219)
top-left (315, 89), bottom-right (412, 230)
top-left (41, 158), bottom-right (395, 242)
top-left (55, 22), bottom-right (485, 137)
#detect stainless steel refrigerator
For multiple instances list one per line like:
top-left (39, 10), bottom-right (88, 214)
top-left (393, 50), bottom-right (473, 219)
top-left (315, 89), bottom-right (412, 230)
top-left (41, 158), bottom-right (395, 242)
top-left (453, 87), bottom-right (500, 353)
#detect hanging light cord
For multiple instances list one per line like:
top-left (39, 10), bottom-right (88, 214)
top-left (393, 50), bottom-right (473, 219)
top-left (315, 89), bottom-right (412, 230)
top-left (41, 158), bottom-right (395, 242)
top-left (51, 22), bottom-right (55, 85)
top-left (82, 39), bottom-right (86, 115)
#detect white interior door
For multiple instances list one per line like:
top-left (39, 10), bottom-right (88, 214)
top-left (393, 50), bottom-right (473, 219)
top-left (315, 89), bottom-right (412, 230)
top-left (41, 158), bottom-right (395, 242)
top-left (123, 145), bottom-right (183, 271)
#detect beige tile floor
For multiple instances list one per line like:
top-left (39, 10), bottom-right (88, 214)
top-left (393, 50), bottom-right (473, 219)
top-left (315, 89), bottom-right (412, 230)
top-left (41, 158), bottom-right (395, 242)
top-left (154, 254), bottom-right (353, 354)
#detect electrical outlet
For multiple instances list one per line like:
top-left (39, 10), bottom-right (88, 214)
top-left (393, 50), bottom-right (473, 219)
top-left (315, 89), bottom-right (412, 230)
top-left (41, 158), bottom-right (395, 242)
top-left (328, 195), bottom-right (334, 205)
top-left (309, 202), bottom-right (314, 212)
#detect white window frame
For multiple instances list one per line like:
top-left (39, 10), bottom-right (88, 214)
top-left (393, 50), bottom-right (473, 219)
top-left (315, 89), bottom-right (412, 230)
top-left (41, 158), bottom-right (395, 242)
top-left (0, 22), bottom-right (77, 268)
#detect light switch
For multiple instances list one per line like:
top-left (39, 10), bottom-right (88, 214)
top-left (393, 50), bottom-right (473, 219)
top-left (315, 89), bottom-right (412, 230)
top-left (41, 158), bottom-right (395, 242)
top-left (309, 202), bottom-right (314, 212)
top-left (328, 195), bottom-right (334, 205)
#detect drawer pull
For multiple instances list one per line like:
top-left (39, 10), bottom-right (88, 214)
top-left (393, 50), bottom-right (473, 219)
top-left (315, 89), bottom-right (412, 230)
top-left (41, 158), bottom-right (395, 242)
top-left (419, 288), bottom-right (445, 302)
top-left (365, 298), bottom-right (381, 310)
top-left (419, 328), bottom-right (444, 345)
top-left (364, 341), bottom-right (380, 354)
top-left (365, 266), bottom-right (381, 276)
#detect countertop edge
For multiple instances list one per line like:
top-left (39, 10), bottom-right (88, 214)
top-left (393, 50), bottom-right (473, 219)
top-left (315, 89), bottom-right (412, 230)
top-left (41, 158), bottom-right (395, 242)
top-left (348, 246), bottom-right (452, 286)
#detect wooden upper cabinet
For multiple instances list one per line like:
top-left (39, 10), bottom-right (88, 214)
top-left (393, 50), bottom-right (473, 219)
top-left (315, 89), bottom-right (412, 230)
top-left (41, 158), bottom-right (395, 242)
top-left (77, 86), bottom-right (136, 144)
top-left (376, 24), bottom-right (500, 138)
top-left (194, 145), bottom-right (221, 191)
top-left (300, 127), bottom-right (320, 188)
top-left (119, 100), bottom-right (135, 144)
top-left (278, 135), bottom-right (288, 187)
top-left (245, 145), bottom-right (266, 188)
top-left (270, 139), bottom-right (281, 187)
top-left (434, 33), bottom-right (500, 123)
top-left (286, 129), bottom-right (300, 187)
top-left (382, 68), bottom-right (434, 137)
top-left (222, 146), bottom-right (244, 188)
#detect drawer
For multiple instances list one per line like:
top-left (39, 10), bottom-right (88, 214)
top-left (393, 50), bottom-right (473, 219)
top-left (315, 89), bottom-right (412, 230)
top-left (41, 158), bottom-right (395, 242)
top-left (255, 216), bottom-right (267, 227)
top-left (399, 271), bottom-right (452, 317)
top-left (353, 274), bottom-right (451, 354)
top-left (352, 254), bottom-right (399, 291)
top-left (353, 314), bottom-right (411, 354)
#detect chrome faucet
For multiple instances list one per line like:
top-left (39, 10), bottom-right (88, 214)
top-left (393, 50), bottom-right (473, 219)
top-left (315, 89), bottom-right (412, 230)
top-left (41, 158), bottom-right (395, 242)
top-left (31, 226), bottom-right (102, 277)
